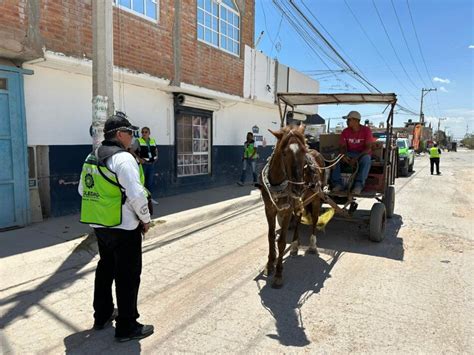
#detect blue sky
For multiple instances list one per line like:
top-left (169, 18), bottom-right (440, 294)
top-left (255, 0), bottom-right (474, 139)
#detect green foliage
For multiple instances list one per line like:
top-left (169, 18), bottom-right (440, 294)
top-left (461, 134), bottom-right (474, 149)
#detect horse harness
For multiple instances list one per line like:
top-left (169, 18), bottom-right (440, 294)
top-left (262, 148), bottom-right (323, 213)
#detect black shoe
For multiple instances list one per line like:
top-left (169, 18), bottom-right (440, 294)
top-left (115, 323), bottom-right (154, 342)
top-left (93, 309), bottom-right (118, 330)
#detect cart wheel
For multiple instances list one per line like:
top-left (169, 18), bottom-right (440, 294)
top-left (383, 185), bottom-right (395, 218)
top-left (369, 203), bottom-right (386, 242)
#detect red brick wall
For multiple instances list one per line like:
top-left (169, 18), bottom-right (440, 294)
top-left (0, 0), bottom-right (36, 59)
top-left (0, 0), bottom-right (254, 97)
top-left (180, 0), bottom-right (254, 96)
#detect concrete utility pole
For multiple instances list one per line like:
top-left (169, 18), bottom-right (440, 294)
top-left (437, 117), bottom-right (446, 141)
top-left (92, 0), bottom-right (115, 150)
top-left (419, 88), bottom-right (436, 125)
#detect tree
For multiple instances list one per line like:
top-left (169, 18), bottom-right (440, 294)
top-left (461, 134), bottom-right (474, 149)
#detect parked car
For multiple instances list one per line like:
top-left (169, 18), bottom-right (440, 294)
top-left (397, 138), bottom-right (414, 176)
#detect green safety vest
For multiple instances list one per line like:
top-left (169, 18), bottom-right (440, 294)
top-left (138, 137), bottom-right (158, 161)
top-left (244, 141), bottom-right (258, 159)
top-left (80, 147), bottom-right (147, 227)
top-left (429, 147), bottom-right (440, 158)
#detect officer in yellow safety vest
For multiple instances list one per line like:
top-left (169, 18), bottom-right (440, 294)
top-left (78, 112), bottom-right (154, 342)
top-left (133, 127), bottom-right (159, 204)
top-left (429, 142), bottom-right (442, 175)
top-left (237, 132), bottom-right (258, 186)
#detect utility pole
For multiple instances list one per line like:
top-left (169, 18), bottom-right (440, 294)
top-left (92, 0), bottom-right (115, 150)
top-left (419, 88), bottom-right (436, 125)
top-left (437, 117), bottom-right (446, 141)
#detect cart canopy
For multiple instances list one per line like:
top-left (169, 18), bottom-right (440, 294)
top-left (277, 93), bottom-right (397, 107)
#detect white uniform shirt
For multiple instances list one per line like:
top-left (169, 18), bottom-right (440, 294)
top-left (79, 151), bottom-right (151, 230)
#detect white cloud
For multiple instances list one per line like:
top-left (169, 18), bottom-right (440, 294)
top-left (433, 77), bottom-right (450, 84)
top-left (469, 45), bottom-right (474, 49)
top-left (439, 86), bottom-right (448, 93)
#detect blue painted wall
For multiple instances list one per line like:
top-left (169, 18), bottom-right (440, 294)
top-left (48, 144), bottom-right (273, 217)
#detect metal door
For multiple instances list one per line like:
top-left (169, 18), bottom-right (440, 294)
top-left (0, 69), bottom-right (29, 229)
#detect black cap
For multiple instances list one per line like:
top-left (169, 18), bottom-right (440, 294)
top-left (103, 111), bottom-right (139, 134)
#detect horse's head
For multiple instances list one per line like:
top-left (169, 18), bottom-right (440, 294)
top-left (269, 124), bottom-right (308, 198)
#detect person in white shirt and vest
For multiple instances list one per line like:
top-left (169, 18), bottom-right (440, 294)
top-left (133, 127), bottom-right (159, 204)
top-left (78, 112), bottom-right (154, 342)
top-left (429, 142), bottom-right (442, 175)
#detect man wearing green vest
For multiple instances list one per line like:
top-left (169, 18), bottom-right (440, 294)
top-left (429, 142), bottom-right (442, 175)
top-left (78, 112), bottom-right (154, 342)
top-left (133, 127), bottom-right (159, 204)
top-left (237, 132), bottom-right (258, 186)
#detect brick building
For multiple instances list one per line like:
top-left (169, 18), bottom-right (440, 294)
top-left (0, 0), bottom-right (318, 228)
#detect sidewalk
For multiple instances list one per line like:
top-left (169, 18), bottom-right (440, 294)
top-left (0, 183), bottom-right (262, 259)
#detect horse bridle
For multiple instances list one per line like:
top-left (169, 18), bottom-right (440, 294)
top-left (262, 132), bottom-right (321, 211)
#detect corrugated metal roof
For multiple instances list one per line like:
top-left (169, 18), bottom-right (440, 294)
top-left (277, 93), bottom-right (397, 106)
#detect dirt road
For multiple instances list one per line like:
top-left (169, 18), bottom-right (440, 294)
top-left (1, 150), bottom-right (473, 353)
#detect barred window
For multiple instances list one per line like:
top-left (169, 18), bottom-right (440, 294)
top-left (197, 0), bottom-right (240, 56)
top-left (114, 0), bottom-right (158, 21)
top-left (177, 114), bottom-right (210, 177)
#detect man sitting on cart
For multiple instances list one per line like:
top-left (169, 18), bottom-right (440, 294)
top-left (331, 110), bottom-right (373, 194)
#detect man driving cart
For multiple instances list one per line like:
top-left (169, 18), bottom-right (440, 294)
top-left (331, 110), bottom-right (373, 194)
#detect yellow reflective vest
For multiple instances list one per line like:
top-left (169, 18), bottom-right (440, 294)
top-left (429, 147), bottom-right (440, 158)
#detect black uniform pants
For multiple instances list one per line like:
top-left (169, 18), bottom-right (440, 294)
top-left (93, 226), bottom-right (142, 334)
top-left (430, 158), bottom-right (440, 174)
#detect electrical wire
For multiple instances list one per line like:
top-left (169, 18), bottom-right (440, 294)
top-left (371, 0), bottom-right (420, 91)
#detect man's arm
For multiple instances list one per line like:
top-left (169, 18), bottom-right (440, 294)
top-left (113, 153), bottom-right (151, 230)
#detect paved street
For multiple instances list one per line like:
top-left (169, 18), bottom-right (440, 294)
top-left (1, 150), bottom-right (473, 354)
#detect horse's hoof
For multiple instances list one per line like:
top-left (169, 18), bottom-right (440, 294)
top-left (307, 247), bottom-right (318, 255)
top-left (264, 266), bottom-right (274, 276)
top-left (271, 278), bottom-right (283, 289)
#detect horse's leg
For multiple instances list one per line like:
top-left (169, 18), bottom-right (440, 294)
top-left (273, 212), bottom-right (290, 288)
top-left (290, 213), bottom-right (302, 256)
top-left (308, 198), bottom-right (321, 254)
top-left (264, 206), bottom-right (277, 276)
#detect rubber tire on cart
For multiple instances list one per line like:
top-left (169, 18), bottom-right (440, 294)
top-left (383, 185), bottom-right (395, 218)
top-left (369, 203), bottom-right (386, 242)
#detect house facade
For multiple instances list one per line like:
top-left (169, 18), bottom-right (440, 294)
top-left (0, 0), bottom-right (318, 228)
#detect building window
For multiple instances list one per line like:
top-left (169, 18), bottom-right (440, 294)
top-left (197, 0), bottom-right (240, 56)
top-left (177, 114), bottom-right (210, 177)
top-left (114, 0), bottom-right (158, 21)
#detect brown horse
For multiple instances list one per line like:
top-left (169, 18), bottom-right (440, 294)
top-left (259, 124), bottom-right (326, 288)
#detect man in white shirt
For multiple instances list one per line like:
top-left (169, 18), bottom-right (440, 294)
top-left (78, 112), bottom-right (153, 342)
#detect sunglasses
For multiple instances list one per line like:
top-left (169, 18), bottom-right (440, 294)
top-left (119, 129), bottom-right (133, 135)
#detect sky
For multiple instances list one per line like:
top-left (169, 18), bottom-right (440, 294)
top-left (254, 0), bottom-right (474, 139)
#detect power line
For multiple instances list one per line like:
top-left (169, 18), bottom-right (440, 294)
top-left (343, 0), bottom-right (419, 108)
top-left (300, 0), bottom-right (371, 86)
top-left (406, 0), bottom-right (443, 117)
top-left (287, 0), bottom-right (380, 92)
top-left (371, 0), bottom-right (420, 91)
top-left (390, 0), bottom-right (429, 88)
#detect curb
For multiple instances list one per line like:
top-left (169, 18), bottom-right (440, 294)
top-left (148, 190), bottom-right (263, 239)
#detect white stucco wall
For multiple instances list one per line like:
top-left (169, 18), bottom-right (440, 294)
top-left (213, 102), bottom-right (280, 146)
top-left (22, 64), bottom-right (282, 149)
top-left (23, 65), bottom-right (173, 146)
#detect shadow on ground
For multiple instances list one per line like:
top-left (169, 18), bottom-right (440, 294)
top-left (256, 251), bottom-right (341, 347)
top-left (254, 212), bottom-right (404, 347)
top-left (0, 184), bottom-right (257, 258)
top-left (63, 327), bottom-right (141, 354)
